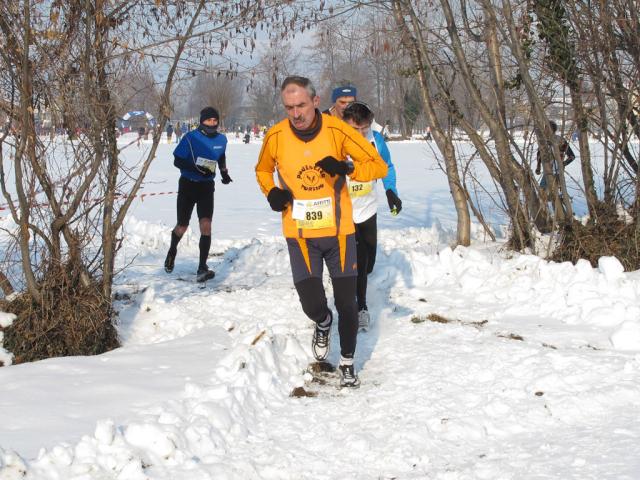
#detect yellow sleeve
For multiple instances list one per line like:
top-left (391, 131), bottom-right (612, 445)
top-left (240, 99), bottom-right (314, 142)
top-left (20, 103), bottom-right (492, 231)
top-left (340, 124), bottom-right (388, 182)
top-left (255, 131), bottom-right (278, 196)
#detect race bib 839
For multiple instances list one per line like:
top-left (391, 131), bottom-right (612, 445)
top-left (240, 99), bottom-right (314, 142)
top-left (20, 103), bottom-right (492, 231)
top-left (292, 197), bottom-right (335, 229)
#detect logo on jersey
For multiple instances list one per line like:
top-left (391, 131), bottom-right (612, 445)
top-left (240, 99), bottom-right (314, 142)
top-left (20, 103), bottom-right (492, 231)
top-left (297, 165), bottom-right (325, 191)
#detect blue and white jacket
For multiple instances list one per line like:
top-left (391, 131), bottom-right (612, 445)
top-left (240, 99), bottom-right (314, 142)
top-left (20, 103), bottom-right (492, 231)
top-left (347, 130), bottom-right (398, 223)
top-left (173, 128), bottom-right (228, 182)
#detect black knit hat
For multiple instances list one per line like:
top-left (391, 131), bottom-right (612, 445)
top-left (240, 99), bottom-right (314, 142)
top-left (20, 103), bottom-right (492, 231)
top-left (200, 107), bottom-right (219, 124)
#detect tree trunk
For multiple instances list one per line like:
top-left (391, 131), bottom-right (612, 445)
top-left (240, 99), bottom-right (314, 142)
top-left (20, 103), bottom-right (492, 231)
top-left (15, 2), bottom-right (42, 303)
top-left (438, 0), bottom-right (533, 247)
top-left (569, 84), bottom-right (598, 218)
top-left (0, 270), bottom-right (15, 297)
top-left (501, 0), bottom-right (571, 224)
top-left (392, 0), bottom-right (470, 245)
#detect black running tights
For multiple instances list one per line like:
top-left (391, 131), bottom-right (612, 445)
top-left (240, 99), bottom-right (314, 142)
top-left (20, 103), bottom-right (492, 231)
top-left (355, 214), bottom-right (377, 311)
top-left (294, 276), bottom-right (358, 358)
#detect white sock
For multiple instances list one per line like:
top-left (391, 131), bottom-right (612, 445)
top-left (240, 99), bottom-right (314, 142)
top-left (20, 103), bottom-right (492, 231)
top-left (318, 312), bottom-right (331, 329)
top-left (340, 356), bottom-right (354, 367)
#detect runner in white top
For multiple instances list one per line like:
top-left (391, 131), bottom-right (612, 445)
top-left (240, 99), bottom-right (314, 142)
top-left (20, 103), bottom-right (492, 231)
top-left (343, 102), bottom-right (402, 331)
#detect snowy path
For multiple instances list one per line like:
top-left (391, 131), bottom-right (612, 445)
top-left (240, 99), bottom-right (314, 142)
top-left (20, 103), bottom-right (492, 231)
top-left (214, 238), bottom-right (640, 480)
top-left (2, 140), bottom-right (640, 478)
top-left (226, 304), bottom-right (640, 479)
top-left (2, 230), bottom-right (640, 478)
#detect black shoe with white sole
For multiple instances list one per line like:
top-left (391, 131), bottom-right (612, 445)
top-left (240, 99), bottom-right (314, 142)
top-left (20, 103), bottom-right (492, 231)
top-left (338, 361), bottom-right (360, 388)
top-left (312, 311), bottom-right (332, 361)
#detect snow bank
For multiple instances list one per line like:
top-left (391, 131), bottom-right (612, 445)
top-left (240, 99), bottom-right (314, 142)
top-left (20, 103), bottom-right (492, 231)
top-left (397, 245), bottom-right (640, 350)
top-left (0, 326), bottom-right (308, 479)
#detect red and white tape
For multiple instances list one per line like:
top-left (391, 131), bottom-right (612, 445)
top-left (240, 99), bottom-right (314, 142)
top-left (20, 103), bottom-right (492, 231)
top-left (0, 190), bottom-right (178, 216)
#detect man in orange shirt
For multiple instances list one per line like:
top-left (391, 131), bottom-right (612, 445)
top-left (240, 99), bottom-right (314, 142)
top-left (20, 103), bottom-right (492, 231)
top-left (255, 76), bottom-right (387, 387)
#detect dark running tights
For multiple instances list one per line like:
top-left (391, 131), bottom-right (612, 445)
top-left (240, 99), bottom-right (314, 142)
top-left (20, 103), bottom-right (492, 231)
top-left (355, 214), bottom-right (377, 311)
top-left (294, 276), bottom-right (358, 358)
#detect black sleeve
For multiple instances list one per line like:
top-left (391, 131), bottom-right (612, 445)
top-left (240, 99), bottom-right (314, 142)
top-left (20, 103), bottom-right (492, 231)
top-left (218, 153), bottom-right (227, 171)
top-left (564, 145), bottom-right (576, 166)
top-left (173, 154), bottom-right (192, 170)
top-left (174, 154), bottom-right (210, 177)
top-left (562, 141), bottom-right (576, 165)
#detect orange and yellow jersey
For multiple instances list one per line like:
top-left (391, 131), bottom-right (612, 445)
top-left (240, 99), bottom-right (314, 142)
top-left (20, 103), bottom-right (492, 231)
top-left (256, 113), bottom-right (388, 239)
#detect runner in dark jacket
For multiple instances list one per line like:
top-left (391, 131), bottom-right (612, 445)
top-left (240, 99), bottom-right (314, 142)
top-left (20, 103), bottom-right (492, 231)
top-left (164, 107), bottom-right (233, 282)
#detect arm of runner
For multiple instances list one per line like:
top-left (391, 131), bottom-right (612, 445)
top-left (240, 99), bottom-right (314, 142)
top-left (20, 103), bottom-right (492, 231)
top-left (375, 131), bottom-right (398, 195)
top-left (255, 133), bottom-right (278, 196)
top-left (562, 141), bottom-right (576, 166)
top-left (340, 125), bottom-right (387, 183)
top-left (217, 154), bottom-right (232, 184)
top-left (172, 135), bottom-right (210, 176)
top-left (217, 136), bottom-right (229, 170)
top-left (174, 154), bottom-right (210, 175)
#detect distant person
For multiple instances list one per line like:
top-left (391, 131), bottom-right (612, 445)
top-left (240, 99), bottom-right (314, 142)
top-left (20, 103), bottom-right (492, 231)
top-left (243, 131), bottom-right (251, 144)
top-left (571, 130), bottom-right (579, 142)
top-left (535, 120), bottom-right (575, 190)
top-left (166, 123), bottom-right (174, 144)
top-left (255, 75), bottom-right (388, 387)
top-left (381, 120), bottom-right (391, 140)
top-left (175, 122), bottom-right (183, 142)
top-left (425, 126), bottom-right (432, 141)
top-left (342, 101), bottom-right (402, 331)
top-left (164, 107), bottom-right (233, 282)
top-left (137, 126), bottom-right (145, 146)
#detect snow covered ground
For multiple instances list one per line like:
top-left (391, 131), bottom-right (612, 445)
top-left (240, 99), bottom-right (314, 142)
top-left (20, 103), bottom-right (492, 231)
top-left (1, 137), bottom-right (640, 479)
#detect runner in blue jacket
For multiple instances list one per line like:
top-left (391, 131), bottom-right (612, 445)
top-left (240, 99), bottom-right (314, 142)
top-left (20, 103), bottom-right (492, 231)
top-left (164, 107), bottom-right (233, 282)
top-left (343, 102), bottom-right (402, 331)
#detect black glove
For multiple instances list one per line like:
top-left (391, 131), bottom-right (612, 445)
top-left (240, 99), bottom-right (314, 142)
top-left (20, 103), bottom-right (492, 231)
top-left (315, 156), bottom-right (349, 177)
top-left (267, 187), bottom-right (293, 212)
top-left (195, 166), bottom-right (210, 176)
top-left (220, 169), bottom-right (232, 184)
top-left (386, 189), bottom-right (402, 215)
top-left (174, 154), bottom-right (208, 176)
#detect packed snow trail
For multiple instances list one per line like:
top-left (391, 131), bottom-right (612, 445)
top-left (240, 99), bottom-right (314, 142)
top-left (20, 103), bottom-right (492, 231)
top-left (2, 227), bottom-right (640, 479)
top-left (223, 283), bottom-right (640, 479)
top-left (2, 138), bottom-right (640, 479)
top-left (203, 233), bottom-right (640, 480)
